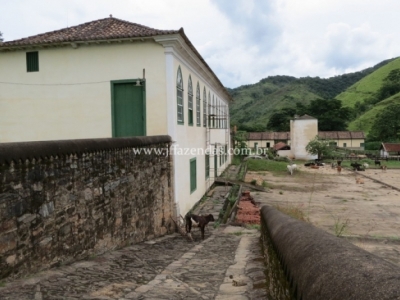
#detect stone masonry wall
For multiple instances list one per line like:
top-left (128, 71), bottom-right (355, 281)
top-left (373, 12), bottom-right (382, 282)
top-left (0, 136), bottom-right (174, 279)
top-left (260, 205), bottom-right (400, 300)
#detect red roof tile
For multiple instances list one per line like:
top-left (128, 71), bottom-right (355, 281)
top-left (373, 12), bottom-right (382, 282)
top-left (296, 114), bottom-right (317, 120)
top-left (274, 142), bottom-right (289, 150)
top-left (318, 132), bottom-right (338, 139)
top-left (0, 17), bottom-right (178, 47)
top-left (275, 132), bottom-right (290, 140)
top-left (350, 131), bottom-right (365, 139)
top-left (248, 132), bottom-right (262, 140)
top-left (382, 143), bottom-right (400, 152)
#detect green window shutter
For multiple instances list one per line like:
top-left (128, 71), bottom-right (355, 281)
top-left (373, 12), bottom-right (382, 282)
top-left (26, 51), bottom-right (39, 72)
top-left (177, 89), bottom-right (184, 124)
top-left (203, 88), bottom-right (207, 127)
top-left (188, 76), bottom-right (193, 126)
top-left (188, 94), bottom-right (193, 126)
top-left (205, 154), bottom-right (210, 178)
top-left (177, 67), bottom-right (184, 124)
top-left (190, 158), bottom-right (197, 193)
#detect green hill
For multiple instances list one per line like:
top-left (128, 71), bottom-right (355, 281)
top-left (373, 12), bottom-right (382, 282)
top-left (348, 92), bottom-right (400, 135)
top-left (229, 58), bottom-right (396, 130)
top-left (336, 57), bottom-right (400, 108)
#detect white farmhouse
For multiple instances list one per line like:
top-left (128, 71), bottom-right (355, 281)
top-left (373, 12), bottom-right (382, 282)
top-left (0, 17), bottom-right (232, 216)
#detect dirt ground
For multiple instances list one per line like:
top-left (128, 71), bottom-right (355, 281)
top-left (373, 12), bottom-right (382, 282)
top-left (245, 165), bottom-right (400, 266)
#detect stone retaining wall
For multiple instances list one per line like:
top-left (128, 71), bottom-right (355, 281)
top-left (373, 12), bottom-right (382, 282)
top-left (0, 136), bottom-right (174, 279)
top-left (260, 205), bottom-right (400, 300)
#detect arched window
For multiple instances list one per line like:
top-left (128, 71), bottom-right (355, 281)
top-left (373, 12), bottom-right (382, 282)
top-left (217, 99), bottom-right (220, 128)
top-left (177, 67), bottom-right (184, 124)
top-left (203, 87), bottom-right (207, 127)
top-left (188, 75), bottom-right (193, 126)
top-left (212, 95), bottom-right (215, 128)
top-left (196, 82), bottom-right (201, 127)
top-left (208, 92), bottom-right (211, 127)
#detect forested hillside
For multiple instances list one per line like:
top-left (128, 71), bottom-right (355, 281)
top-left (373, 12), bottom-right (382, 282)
top-left (229, 58), bottom-right (396, 131)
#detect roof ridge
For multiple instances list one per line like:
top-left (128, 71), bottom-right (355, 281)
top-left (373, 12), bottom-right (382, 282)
top-left (1, 16), bottom-right (178, 45)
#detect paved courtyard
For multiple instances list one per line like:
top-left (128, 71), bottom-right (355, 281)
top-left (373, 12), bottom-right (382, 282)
top-left (0, 186), bottom-right (268, 300)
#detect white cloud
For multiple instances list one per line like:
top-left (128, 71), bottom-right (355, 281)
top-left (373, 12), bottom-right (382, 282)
top-left (1, 0), bottom-right (400, 87)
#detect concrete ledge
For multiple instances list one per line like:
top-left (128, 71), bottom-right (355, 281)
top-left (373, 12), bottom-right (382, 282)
top-left (261, 205), bottom-right (400, 300)
top-left (0, 135), bottom-right (171, 164)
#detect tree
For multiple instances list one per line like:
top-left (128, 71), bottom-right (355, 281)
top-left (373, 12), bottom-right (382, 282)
top-left (306, 136), bottom-right (333, 160)
top-left (368, 104), bottom-right (400, 142)
top-left (232, 130), bottom-right (249, 156)
top-left (374, 69), bottom-right (400, 102)
top-left (267, 107), bottom-right (296, 131)
top-left (306, 98), bottom-right (351, 131)
top-left (0, 31), bottom-right (3, 42)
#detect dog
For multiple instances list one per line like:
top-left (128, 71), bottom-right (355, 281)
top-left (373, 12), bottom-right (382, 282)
top-left (185, 213), bottom-right (215, 240)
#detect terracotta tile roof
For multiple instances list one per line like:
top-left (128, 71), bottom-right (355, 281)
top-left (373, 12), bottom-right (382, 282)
top-left (273, 142), bottom-right (289, 151)
top-left (318, 131), bottom-right (365, 140)
top-left (248, 132), bottom-right (262, 140)
top-left (381, 143), bottom-right (400, 152)
top-left (247, 132), bottom-right (290, 140)
top-left (318, 132), bottom-right (338, 139)
top-left (275, 132), bottom-right (290, 140)
top-left (262, 132), bottom-right (275, 140)
top-left (295, 114), bottom-right (317, 120)
top-left (0, 17), bottom-right (178, 47)
top-left (248, 131), bottom-right (364, 141)
top-left (350, 131), bottom-right (365, 139)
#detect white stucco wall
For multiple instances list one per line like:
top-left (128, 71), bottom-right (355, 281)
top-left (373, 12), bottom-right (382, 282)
top-left (0, 40), bottom-right (167, 142)
top-left (290, 118), bottom-right (318, 160)
top-left (168, 56), bottom-right (231, 216)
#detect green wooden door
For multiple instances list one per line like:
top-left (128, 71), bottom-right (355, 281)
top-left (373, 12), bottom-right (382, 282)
top-left (112, 82), bottom-right (145, 137)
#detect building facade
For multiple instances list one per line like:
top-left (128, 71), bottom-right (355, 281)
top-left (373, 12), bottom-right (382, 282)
top-left (0, 17), bottom-right (232, 216)
top-left (246, 115), bottom-right (365, 159)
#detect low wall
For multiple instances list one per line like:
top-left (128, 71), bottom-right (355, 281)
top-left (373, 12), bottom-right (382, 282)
top-left (260, 205), bottom-right (400, 300)
top-left (0, 136), bottom-right (174, 279)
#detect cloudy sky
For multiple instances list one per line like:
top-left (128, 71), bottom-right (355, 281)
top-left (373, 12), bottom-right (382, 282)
top-left (1, 0), bottom-right (400, 88)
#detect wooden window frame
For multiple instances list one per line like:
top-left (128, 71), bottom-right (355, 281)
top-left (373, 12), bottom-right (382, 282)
top-left (188, 75), bottom-right (194, 126)
top-left (203, 87), bottom-right (207, 127)
top-left (26, 51), bottom-right (39, 72)
top-left (196, 82), bottom-right (201, 127)
top-left (177, 67), bottom-right (184, 125)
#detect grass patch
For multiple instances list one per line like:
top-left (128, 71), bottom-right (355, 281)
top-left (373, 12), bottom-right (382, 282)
top-left (0, 281), bottom-right (5, 287)
top-left (236, 162), bottom-right (248, 181)
top-left (245, 224), bottom-right (261, 231)
top-left (247, 160), bottom-right (288, 174)
top-left (231, 155), bottom-right (242, 166)
top-left (231, 231), bottom-right (244, 236)
top-left (333, 216), bottom-right (350, 237)
top-left (274, 203), bottom-right (307, 221)
top-left (213, 220), bottom-right (221, 229)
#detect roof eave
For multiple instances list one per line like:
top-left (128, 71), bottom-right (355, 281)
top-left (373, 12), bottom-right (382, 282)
top-left (154, 30), bottom-right (233, 103)
top-left (0, 36), bottom-right (156, 52)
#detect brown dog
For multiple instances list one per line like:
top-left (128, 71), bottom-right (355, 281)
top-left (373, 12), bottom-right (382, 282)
top-left (185, 214), bottom-right (215, 240)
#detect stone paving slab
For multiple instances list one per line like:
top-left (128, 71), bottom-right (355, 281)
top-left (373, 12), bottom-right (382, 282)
top-left (0, 185), bottom-right (268, 300)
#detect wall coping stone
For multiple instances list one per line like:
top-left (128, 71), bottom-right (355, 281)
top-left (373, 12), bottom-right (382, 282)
top-left (261, 205), bottom-right (400, 300)
top-left (0, 135), bottom-right (172, 164)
